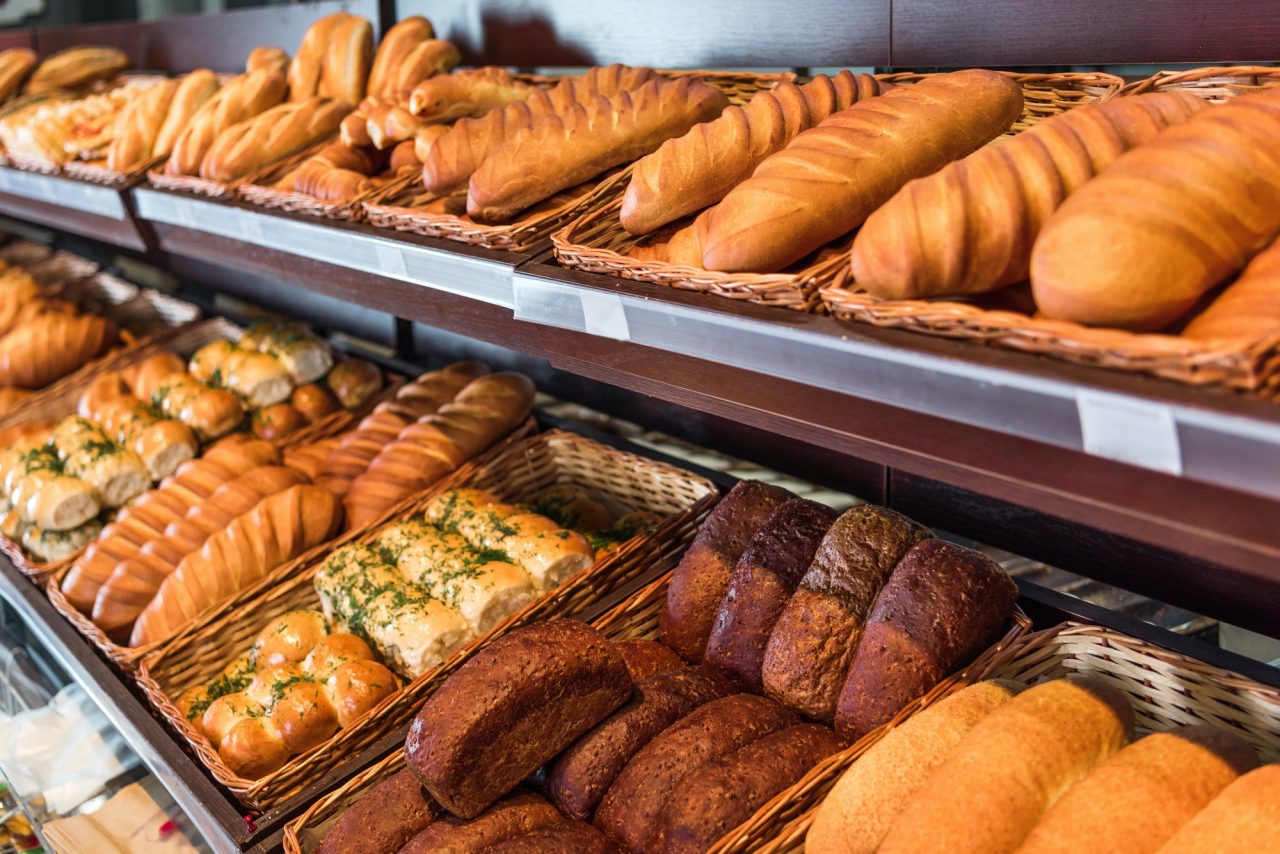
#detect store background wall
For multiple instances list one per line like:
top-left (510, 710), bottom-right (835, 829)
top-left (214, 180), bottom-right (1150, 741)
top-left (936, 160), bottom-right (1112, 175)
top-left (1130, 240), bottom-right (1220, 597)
top-left (0, 0), bottom-right (293, 28)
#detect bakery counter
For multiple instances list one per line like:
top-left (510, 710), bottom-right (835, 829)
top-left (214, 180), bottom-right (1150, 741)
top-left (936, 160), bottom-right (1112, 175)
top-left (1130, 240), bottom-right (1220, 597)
top-left (0, 167), bottom-right (152, 251)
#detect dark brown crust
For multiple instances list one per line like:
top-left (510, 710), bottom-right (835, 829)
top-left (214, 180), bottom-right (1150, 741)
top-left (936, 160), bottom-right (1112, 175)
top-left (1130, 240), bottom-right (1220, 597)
top-left (704, 498), bottom-right (838, 691)
top-left (594, 693), bottom-right (798, 852)
top-left (399, 791), bottom-right (562, 854)
top-left (406, 620), bottom-right (633, 818)
top-left (835, 538), bottom-right (1017, 739)
top-left (614, 638), bottom-right (685, 681)
top-left (317, 768), bottom-right (437, 854)
top-left (660, 481), bottom-right (792, 661)
top-left (761, 505), bottom-right (930, 721)
top-left (653, 723), bottom-right (845, 854)
top-left (545, 666), bottom-right (733, 821)
top-left (477, 821), bottom-right (618, 854)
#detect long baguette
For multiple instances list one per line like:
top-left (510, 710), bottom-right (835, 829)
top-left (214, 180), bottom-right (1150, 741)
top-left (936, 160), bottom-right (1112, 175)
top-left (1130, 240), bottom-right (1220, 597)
top-left (287, 12), bottom-right (350, 102)
top-left (319, 15), bottom-right (373, 106)
top-left (468, 77), bottom-right (729, 224)
top-left (622, 72), bottom-right (885, 235)
top-left (106, 79), bottom-right (179, 173)
top-left (164, 69), bottom-right (286, 177)
top-left (153, 70), bottom-right (220, 158)
top-left (696, 70), bottom-right (1024, 273)
top-left (1182, 236), bottom-right (1280, 341)
top-left (851, 92), bottom-right (1207, 300)
top-left (1031, 87), bottom-right (1280, 330)
top-left (199, 96), bottom-right (352, 183)
top-left (408, 67), bottom-right (532, 123)
top-left (367, 16), bottom-right (434, 99)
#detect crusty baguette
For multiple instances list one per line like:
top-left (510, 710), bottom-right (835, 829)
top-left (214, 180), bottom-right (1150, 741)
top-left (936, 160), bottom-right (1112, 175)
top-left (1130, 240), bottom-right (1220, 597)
top-left (1183, 236), bottom-right (1280, 341)
top-left (386, 40), bottom-right (460, 98)
top-left (26, 46), bottom-right (130, 94)
top-left (287, 11), bottom-right (349, 102)
top-left (468, 76), bottom-right (729, 223)
top-left (1031, 87), bottom-right (1280, 330)
top-left (320, 15), bottom-right (373, 106)
top-left (696, 70), bottom-right (1024, 273)
top-left (622, 72), bottom-right (884, 235)
top-left (1154, 764), bottom-right (1280, 853)
top-left (367, 15), bottom-right (434, 99)
top-left (199, 96), bottom-right (352, 183)
top-left (879, 676), bottom-right (1135, 854)
top-left (0, 313), bottom-right (117, 389)
top-left (153, 69), bottom-right (220, 158)
top-left (851, 92), bottom-right (1207, 300)
top-left (164, 69), bottom-right (286, 177)
top-left (409, 67), bottom-right (532, 123)
top-left (0, 48), bottom-right (37, 102)
top-left (807, 680), bottom-right (1021, 854)
top-left (106, 79), bottom-right (179, 173)
top-left (246, 46), bottom-right (288, 77)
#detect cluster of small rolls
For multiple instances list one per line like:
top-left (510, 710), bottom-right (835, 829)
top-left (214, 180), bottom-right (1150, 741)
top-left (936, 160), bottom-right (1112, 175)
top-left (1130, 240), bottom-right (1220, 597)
top-left (178, 609), bottom-right (398, 779)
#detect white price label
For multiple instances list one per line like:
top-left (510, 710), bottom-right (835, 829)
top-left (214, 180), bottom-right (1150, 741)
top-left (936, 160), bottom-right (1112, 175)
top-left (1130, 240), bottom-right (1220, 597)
top-left (579, 290), bottom-right (630, 341)
top-left (374, 243), bottom-right (409, 278)
top-left (1077, 390), bottom-right (1182, 475)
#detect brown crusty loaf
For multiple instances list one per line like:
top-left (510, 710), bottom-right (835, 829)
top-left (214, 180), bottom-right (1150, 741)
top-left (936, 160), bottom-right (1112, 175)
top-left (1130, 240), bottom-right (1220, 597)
top-left (406, 620), bottom-right (632, 819)
top-left (199, 96), bottom-right (352, 183)
top-left (1183, 236), bottom-right (1280, 341)
top-left (761, 505), bottom-right (930, 721)
top-left (409, 67), bottom-right (533, 124)
top-left (319, 14), bottom-right (373, 106)
top-left (287, 11), bottom-right (349, 102)
top-left (153, 69), bottom-right (221, 159)
top-left (164, 68), bottom-right (287, 177)
top-left (0, 48), bottom-right (37, 102)
top-left (879, 676), bottom-right (1135, 854)
top-left (1032, 87), bottom-right (1280, 331)
top-left (366, 16), bottom-right (434, 99)
top-left (851, 91), bottom-right (1207, 300)
top-left (595, 693), bottom-right (798, 851)
top-left (1020, 724), bottom-right (1259, 854)
top-left (482, 821), bottom-right (617, 854)
top-left (467, 76), bottom-right (729, 224)
top-left (835, 538), bottom-right (1017, 739)
top-left (655, 723), bottom-right (843, 854)
top-left (806, 680), bottom-right (1022, 854)
top-left (399, 790), bottom-right (562, 853)
top-left (317, 767), bottom-right (439, 854)
top-left (1154, 763), bottom-right (1280, 853)
top-left (0, 313), bottom-right (117, 389)
top-left (105, 79), bottom-right (179, 173)
top-left (622, 72), bottom-right (885, 235)
top-left (421, 64), bottom-right (657, 197)
top-left (246, 46), bottom-right (288, 78)
top-left (26, 46), bottom-right (130, 94)
top-left (660, 480), bottom-right (792, 662)
top-left (130, 484), bottom-right (342, 647)
top-left (614, 638), bottom-right (685, 682)
top-left (697, 70), bottom-right (1024, 273)
top-left (704, 497), bottom-right (837, 691)
top-left (545, 665), bottom-right (733, 822)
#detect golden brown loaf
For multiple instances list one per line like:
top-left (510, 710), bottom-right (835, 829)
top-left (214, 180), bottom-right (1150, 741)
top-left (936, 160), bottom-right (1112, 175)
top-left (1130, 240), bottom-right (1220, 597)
top-left (199, 96), bottom-right (352, 183)
top-left (287, 11), bottom-right (350, 102)
top-left (130, 483), bottom-right (342, 646)
top-left (26, 46), bottom-right (130, 94)
top-left (622, 71), bottom-right (885, 235)
top-left (106, 79), bottom-right (179, 173)
top-left (0, 313), bottom-right (117, 389)
top-left (1183, 237), bottom-right (1280, 341)
top-left (696, 69), bottom-right (1024, 273)
top-left (0, 48), bottom-right (37, 102)
top-left (409, 67), bottom-right (532, 123)
top-left (319, 15), bottom-right (373, 106)
top-left (0, 387), bottom-right (30, 411)
top-left (163, 68), bottom-right (287, 176)
top-left (879, 676), bottom-right (1135, 854)
top-left (807, 680), bottom-right (1021, 854)
top-left (1019, 724), bottom-right (1259, 854)
top-left (852, 91), bottom-right (1208, 300)
top-left (126, 352), bottom-right (185, 401)
top-left (246, 46), bottom-right (288, 78)
top-left (1032, 87), bottom-right (1280, 330)
top-left (1155, 764), bottom-right (1280, 853)
top-left (153, 69), bottom-right (220, 158)
top-left (366, 15), bottom-right (435, 99)
top-left (384, 39), bottom-right (459, 98)
top-left (467, 76), bottom-right (729, 224)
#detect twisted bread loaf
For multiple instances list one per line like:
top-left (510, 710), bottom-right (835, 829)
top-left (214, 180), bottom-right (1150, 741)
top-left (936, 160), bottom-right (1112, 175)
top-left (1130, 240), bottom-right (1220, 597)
top-left (851, 92), bottom-right (1207, 300)
top-left (0, 313), bottom-right (117, 389)
top-left (622, 72), bottom-right (885, 235)
top-left (1183, 236), bottom-right (1280, 341)
top-left (696, 70), bottom-right (1024, 272)
top-left (468, 76), bottom-right (729, 224)
top-left (164, 68), bottom-right (286, 177)
top-left (1031, 87), bottom-right (1280, 330)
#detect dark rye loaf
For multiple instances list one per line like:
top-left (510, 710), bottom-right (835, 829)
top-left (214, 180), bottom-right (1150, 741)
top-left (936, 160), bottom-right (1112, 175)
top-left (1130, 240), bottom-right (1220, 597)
top-left (835, 538), bottom-right (1018, 739)
top-left (761, 505), bottom-right (930, 721)
top-left (399, 790), bottom-right (562, 854)
top-left (478, 821), bottom-right (619, 853)
top-left (406, 620), bottom-right (633, 818)
top-left (614, 638), bottom-right (685, 681)
top-left (545, 665), bottom-right (734, 821)
top-left (704, 498), bottom-right (838, 691)
top-left (317, 768), bottom-right (438, 854)
top-left (660, 480), bottom-right (792, 661)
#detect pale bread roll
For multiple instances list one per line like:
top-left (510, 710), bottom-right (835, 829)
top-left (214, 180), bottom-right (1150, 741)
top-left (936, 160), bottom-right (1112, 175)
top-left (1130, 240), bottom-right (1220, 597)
top-left (879, 675), bottom-right (1134, 854)
top-left (1019, 724), bottom-right (1259, 854)
top-left (806, 679), bottom-right (1021, 854)
top-left (1154, 764), bottom-right (1280, 854)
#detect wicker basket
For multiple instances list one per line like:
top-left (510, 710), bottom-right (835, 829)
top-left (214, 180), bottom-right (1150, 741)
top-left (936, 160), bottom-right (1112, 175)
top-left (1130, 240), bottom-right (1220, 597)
top-left (554, 71), bottom-right (1124, 312)
top-left (760, 620), bottom-right (1280, 853)
top-left (821, 66), bottom-right (1280, 395)
top-left (282, 563), bottom-right (1028, 852)
top-left (62, 152), bottom-right (166, 188)
top-left (362, 70), bottom-right (793, 253)
top-left (136, 428), bottom-right (717, 811)
top-left (236, 142), bottom-right (407, 223)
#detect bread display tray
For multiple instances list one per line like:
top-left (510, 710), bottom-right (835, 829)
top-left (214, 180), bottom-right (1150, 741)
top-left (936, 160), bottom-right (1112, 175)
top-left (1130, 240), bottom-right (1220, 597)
top-left (63, 152), bottom-right (167, 188)
top-left (820, 66), bottom-right (1280, 395)
top-left (760, 620), bottom-right (1280, 853)
top-left (362, 70), bottom-right (793, 253)
top-left (136, 427), bottom-right (718, 811)
top-left (553, 71), bottom-right (1124, 312)
top-left (281, 562), bottom-right (1028, 853)
top-left (236, 142), bottom-right (403, 223)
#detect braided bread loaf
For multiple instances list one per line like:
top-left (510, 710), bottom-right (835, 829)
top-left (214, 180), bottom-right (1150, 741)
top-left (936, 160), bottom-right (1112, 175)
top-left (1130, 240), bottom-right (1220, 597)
top-left (850, 92), bottom-right (1207, 300)
top-left (0, 313), bottom-right (117, 389)
top-left (622, 72), bottom-right (885, 235)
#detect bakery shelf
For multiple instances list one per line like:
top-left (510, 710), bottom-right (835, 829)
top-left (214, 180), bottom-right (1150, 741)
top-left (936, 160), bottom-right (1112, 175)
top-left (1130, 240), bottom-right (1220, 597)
top-left (0, 167), bottom-right (152, 251)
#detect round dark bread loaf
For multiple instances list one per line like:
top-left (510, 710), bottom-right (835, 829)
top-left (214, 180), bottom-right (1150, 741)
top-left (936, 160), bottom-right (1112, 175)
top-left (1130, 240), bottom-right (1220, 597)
top-left (406, 620), bottom-right (633, 818)
top-left (317, 767), bottom-right (438, 854)
top-left (399, 790), bottom-right (561, 853)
